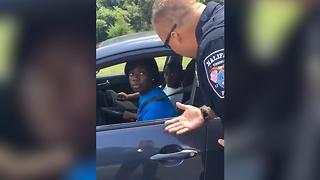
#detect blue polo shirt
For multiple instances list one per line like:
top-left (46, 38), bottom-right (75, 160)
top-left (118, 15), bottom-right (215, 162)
top-left (137, 87), bottom-right (177, 121)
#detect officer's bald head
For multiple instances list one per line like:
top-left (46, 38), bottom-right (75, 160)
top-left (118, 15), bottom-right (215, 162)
top-left (152, 0), bottom-right (197, 31)
top-left (152, 0), bottom-right (205, 58)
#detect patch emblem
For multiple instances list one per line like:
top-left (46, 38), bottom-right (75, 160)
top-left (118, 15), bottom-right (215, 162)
top-left (204, 49), bottom-right (224, 98)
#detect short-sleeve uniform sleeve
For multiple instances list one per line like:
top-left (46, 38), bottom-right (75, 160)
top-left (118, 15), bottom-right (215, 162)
top-left (197, 37), bottom-right (224, 118)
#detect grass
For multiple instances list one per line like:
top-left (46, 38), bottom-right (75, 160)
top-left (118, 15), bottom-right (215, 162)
top-left (96, 56), bottom-right (192, 77)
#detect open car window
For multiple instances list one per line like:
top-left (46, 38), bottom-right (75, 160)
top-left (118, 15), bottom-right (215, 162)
top-left (96, 56), bottom-right (169, 78)
top-left (96, 54), bottom-right (194, 127)
top-left (96, 62), bottom-right (126, 77)
top-left (182, 57), bottom-right (193, 70)
top-left (96, 55), bottom-right (171, 127)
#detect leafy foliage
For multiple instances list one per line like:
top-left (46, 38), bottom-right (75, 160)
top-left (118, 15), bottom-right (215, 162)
top-left (96, 0), bottom-right (153, 43)
top-left (107, 9), bottom-right (133, 38)
top-left (96, 0), bottom-right (223, 43)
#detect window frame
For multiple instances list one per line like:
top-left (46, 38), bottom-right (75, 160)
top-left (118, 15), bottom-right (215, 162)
top-left (96, 46), bottom-right (177, 130)
top-left (96, 118), bottom-right (169, 132)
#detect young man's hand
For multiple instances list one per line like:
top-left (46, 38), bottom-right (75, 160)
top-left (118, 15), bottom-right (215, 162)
top-left (117, 92), bottom-right (129, 101)
top-left (165, 102), bottom-right (205, 135)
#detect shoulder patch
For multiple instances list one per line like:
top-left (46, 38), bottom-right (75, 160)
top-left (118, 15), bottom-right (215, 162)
top-left (203, 49), bottom-right (224, 98)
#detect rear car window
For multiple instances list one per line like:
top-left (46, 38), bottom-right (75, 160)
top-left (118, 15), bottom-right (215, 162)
top-left (96, 62), bottom-right (125, 77)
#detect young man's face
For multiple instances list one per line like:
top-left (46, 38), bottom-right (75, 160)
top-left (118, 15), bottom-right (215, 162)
top-left (128, 65), bottom-right (153, 95)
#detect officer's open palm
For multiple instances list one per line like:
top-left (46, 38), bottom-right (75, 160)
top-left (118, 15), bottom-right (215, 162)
top-left (165, 102), bottom-right (205, 135)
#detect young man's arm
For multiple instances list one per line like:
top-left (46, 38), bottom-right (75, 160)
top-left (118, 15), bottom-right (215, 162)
top-left (117, 92), bottom-right (140, 101)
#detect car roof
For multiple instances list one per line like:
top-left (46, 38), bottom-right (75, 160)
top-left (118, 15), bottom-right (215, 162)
top-left (96, 31), bottom-right (166, 61)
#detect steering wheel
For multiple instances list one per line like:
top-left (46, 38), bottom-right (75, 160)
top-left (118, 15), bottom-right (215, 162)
top-left (100, 107), bottom-right (129, 124)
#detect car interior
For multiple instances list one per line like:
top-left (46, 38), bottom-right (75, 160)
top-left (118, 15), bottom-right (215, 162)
top-left (96, 54), bottom-right (195, 126)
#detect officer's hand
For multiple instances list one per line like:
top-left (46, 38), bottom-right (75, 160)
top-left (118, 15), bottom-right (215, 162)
top-left (218, 139), bottom-right (224, 147)
top-left (117, 92), bottom-right (128, 101)
top-left (165, 102), bottom-right (205, 135)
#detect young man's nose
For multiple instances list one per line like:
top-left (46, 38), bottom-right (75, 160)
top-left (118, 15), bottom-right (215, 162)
top-left (131, 74), bottom-right (140, 81)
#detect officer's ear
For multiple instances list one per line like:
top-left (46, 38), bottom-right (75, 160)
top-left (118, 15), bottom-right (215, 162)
top-left (171, 32), bottom-right (182, 44)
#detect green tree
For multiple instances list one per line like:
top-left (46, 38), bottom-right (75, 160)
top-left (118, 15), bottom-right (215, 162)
top-left (96, 19), bottom-right (107, 42)
top-left (96, 0), bottom-right (224, 43)
top-left (96, 6), bottom-right (115, 42)
top-left (137, 0), bottom-right (153, 31)
top-left (124, 1), bottom-right (143, 32)
top-left (107, 12), bottom-right (133, 38)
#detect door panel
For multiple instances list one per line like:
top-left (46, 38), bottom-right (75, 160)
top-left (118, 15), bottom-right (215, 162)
top-left (205, 119), bottom-right (224, 180)
top-left (96, 120), bottom-right (206, 180)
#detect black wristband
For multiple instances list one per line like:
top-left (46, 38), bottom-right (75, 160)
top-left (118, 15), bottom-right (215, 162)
top-left (200, 105), bottom-right (215, 122)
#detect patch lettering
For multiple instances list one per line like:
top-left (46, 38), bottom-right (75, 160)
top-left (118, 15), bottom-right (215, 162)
top-left (203, 49), bottom-right (224, 98)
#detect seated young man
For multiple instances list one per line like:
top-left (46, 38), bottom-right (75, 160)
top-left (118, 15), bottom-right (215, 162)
top-left (162, 61), bottom-right (183, 106)
top-left (121, 58), bottom-right (177, 122)
top-left (117, 56), bottom-right (184, 106)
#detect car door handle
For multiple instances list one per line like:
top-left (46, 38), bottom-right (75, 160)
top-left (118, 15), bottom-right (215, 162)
top-left (150, 149), bottom-right (198, 161)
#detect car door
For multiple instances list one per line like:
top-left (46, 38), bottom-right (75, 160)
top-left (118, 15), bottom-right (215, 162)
top-left (96, 47), bottom-right (223, 180)
top-left (96, 119), bottom-right (223, 180)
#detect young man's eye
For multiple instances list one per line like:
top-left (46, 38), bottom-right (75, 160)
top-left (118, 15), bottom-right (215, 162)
top-left (139, 72), bottom-right (145, 76)
top-left (129, 73), bottom-right (134, 77)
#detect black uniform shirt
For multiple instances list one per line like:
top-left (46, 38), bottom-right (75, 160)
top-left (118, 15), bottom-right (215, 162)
top-left (195, 1), bottom-right (224, 118)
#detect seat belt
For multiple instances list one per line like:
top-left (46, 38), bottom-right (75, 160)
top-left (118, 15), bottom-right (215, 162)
top-left (190, 61), bottom-right (200, 105)
top-left (139, 85), bottom-right (192, 112)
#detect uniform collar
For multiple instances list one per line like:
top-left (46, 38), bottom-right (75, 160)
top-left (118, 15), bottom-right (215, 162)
top-left (195, 1), bottom-right (221, 44)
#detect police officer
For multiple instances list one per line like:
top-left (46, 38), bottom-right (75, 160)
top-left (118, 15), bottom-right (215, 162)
top-left (152, 0), bottom-right (224, 146)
